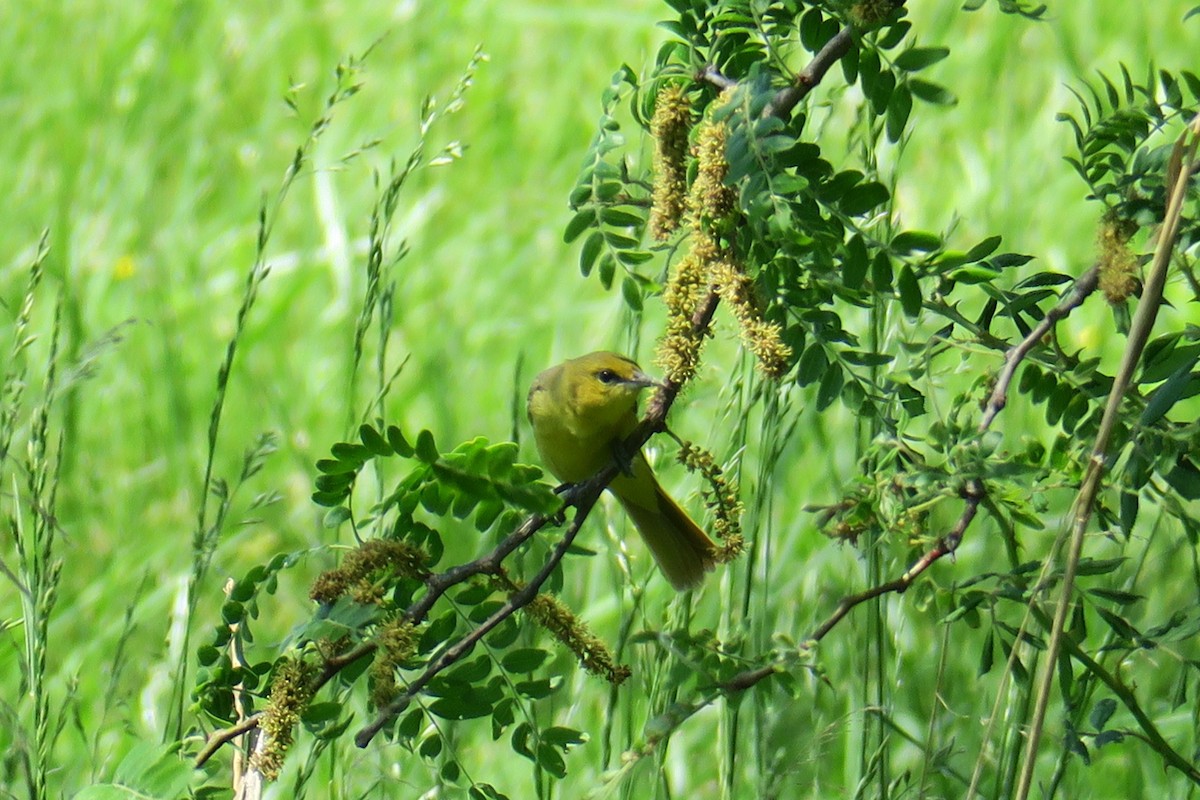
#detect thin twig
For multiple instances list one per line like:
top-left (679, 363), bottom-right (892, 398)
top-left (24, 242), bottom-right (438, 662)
top-left (978, 264), bottom-right (1100, 431)
top-left (196, 715), bottom-right (263, 768)
top-left (698, 65), bottom-right (738, 91)
top-left (354, 495), bottom-right (598, 747)
top-left (766, 25), bottom-right (857, 119)
top-left (1014, 113), bottom-right (1200, 800)
top-left (194, 514), bottom-right (553, 767)
top-left (717, 482), bottom-right (984, 696)
top-left (1031, 605), bottom-right (1200, 785)
top-left (196, 293), bottom-right (722, 766)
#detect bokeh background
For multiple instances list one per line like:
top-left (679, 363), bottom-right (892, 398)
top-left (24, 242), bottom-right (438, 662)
top-left (1, 1), bottom-right (1196, 796)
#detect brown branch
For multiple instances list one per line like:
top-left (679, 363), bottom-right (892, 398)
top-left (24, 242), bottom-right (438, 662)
top-left (354, 287), bottom-right (724, 746)
top-left (766, 25), bottom-right (857, 119)
top-left (194, 514), bottom-right (554, 766)
top-left (698, 65), bottom-right (738, 92)
top-left (977, 264), bottom-right (1100, 431)
top-left (406, 510), bottom-right (554, 624)
top-left (195, 714), bottom-right (263, 768)
top-left (717, 481), bottom-right (984, 696)
top-left (197, 278), bottom-right (723, 768)
top-left (1015, 112), bottom-right (1200, 800)
top-left (354, 492), bottom-right (600, 747)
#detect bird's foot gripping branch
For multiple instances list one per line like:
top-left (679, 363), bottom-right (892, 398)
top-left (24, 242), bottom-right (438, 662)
top-left (194, 409), bottom-right (740, 779)
top-left (195, 425), bottom-right (596, 772)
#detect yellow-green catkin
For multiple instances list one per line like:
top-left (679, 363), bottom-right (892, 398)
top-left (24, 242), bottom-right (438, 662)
top-left (650, 84), bottom-right (693, 241)
top-left (659, 253), bottom-right (710, 385)
top-left (656, 112), bottom-right (738, 385)
top-left (689, 116), bottom-right (737, 230)
top-left (309, 539), bottom-right (428, 605)
top-left (711, 259), bottom-right (792, 378)
top-left (370, 617), bottom-right (420, 708)
top-left (849, 0), bottom-right (899, 28)
top-left (1097, 214), bottom-right (1139, 304)
top-left (676, 440), bottom-right (745, 562)
top-left (490, 574), bottom-right (630, 685)
top-left (251, 656), bottom-right (320, 780)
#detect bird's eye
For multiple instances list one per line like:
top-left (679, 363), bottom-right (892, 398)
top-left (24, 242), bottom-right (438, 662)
top-left (596, 369), bottom-right (619, 385)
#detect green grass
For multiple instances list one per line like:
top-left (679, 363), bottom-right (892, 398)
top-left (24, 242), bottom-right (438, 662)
top-left (1, 1), bottom-right (1198, 798)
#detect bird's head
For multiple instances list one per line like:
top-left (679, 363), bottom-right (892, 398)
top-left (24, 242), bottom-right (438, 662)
top-left (563, 351), bottom-right (661, 425)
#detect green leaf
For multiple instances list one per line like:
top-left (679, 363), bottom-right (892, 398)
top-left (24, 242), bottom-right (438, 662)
top-left (302, 701), bottom-right (344, 725)
top-left (1074, 557), bottom-right (1124, 576)
top-left (511, 722), bottom-right (534, 760)
top-left (988, 252), bottom-right (1034, 269)
top-left (536, 742), bottom-right (568, 778)
top-left (359, 423), bottom-right (392, 456)
top-left (877, 20), bottom-right (912, 49)
top-left (886, 84), bottom-right (912, 142)
top-left (428, 694), bottom-right (494, 720)
top-left (621, 275), bottom-right (644, 311)
top-left (871, 69), bottom-right (896, 114)
top-left (316, 457), bottom-right (358, 474)
top-left (501, 648), bottom-right (551, 673)
top-left (1065, 728), bottom-right (1090, 764)
top-left (106, 743), bottom-right (196, 799)
top-left (1118, 490), bottom-right (1138, 537)
top-left (891, 230), bottom-right (941, 253)
top-left (816, 362), bottom-right (844, 411)
top-left (843, 233), bottom-right (869, 289)
top-left (197, 645), bottom-right (219, 667)
top-left (1095, 607), bottom-right (1141, 643)
top-left (841, 350), bottom-right (894, 367)
top-left (799, 7), bottom-right (824, 51)
top-left (314, 472), bottom-right (354, 492)
top-left (894, 46), bottom-right (950, 72)
top-left (470, 783), bottom-right (512, 800)
top-left (515, 678), bottom-right (557, 699)
top-left (897, 264), bottom-right (922, 317)
top-left (872, 252), bottom-right (893, 291)
top-left (387, 425), bottom-right (415, 457)
top-left (221, 601), bottom-right (244, 625)
top-left (1140, 346), bottom-right (1200, 388)
top-left (330, 441), bottom-right (370, 464)
top-left (978, 631), bottom-right (995, 675)
top-left (909, 78), bottom-right (957, 105)
top-left (398, 709), bottom-right (424, 740)
top-left (839, 181), bottom-right (890, 216)
top-left (420, 610), bottom-right (458, 654)
top-left (598, 253), bottom-right (616, 289)
top-left (322, 505), bottom-right (352, 528)
top-left (965, 235), bottom-right (1002, 262)
top-left (1166, 457), bottom-right (1200, 500)
top-left (542, 726), bottom-right (587, 749)
top-left (949, 265), bottom-right (1001, 284)
top-left (796, 342), bottom-right (828, 387)
top-left (579, 231), bottom-right (604, 277)
top-left (563, 209), bottom-right (594, 243)
top-left (415, 429), bottom-right (439, 463)
top-left (600, 207), bottom-right (644, 227)
top-left (1087, 587), bottom-right (1142, 606)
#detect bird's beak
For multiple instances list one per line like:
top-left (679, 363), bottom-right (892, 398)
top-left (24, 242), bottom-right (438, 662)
top-left (630, 369), bottom-right (665, 390)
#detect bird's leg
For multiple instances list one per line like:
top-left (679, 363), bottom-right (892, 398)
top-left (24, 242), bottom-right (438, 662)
top-left (548, 482), bottom-right (576, 525)
top-left (609, 438), bottom-right (639, 478)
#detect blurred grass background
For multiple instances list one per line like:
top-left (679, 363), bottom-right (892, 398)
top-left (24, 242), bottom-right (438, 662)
top-left (1, 1), bottom-right (1196, 797)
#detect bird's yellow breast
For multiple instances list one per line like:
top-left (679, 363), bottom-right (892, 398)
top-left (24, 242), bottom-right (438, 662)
top-left (526, 352), bottom-right (644, 482)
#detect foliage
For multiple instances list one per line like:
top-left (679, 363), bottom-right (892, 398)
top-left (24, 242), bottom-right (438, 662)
top-left (3, 1), bottom-right (1200, 799)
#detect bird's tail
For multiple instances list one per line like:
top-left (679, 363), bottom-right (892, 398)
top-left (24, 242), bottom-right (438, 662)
top-left (613, 477), bottom-right (717, 591)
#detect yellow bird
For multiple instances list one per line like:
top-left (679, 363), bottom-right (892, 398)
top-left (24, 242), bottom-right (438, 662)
top-left (527, 351), bottom-right (717, 590)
